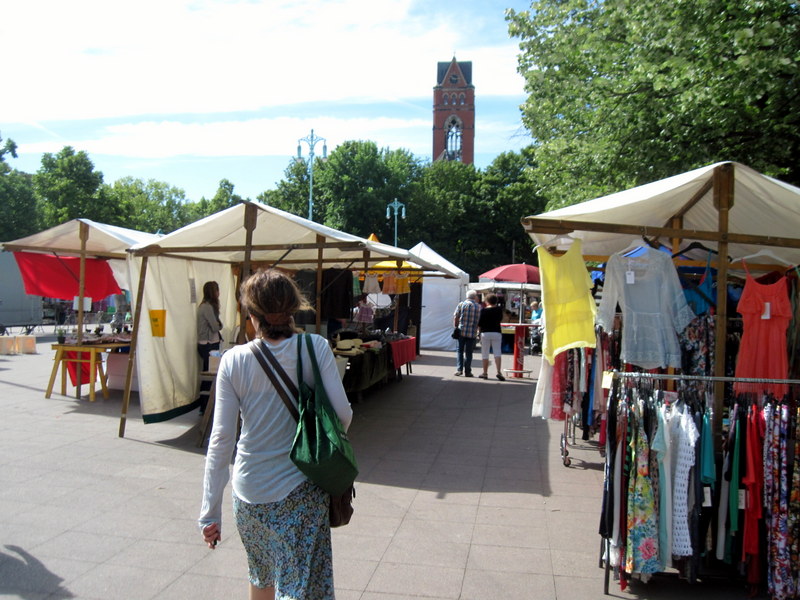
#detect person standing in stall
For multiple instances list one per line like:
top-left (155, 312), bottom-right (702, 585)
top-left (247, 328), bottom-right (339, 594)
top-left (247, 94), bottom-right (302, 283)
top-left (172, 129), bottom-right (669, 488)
top-left (478, 293), bottom-right (505, 380)
top-left (453, 289), bottom-right (482, 377)
top-left (196, 280), bottom-right (223, 415)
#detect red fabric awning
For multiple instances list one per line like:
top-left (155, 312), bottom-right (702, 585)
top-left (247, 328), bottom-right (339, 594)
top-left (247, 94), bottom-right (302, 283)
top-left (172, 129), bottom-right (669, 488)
top-left (13, 252), bottom-right (122, 300)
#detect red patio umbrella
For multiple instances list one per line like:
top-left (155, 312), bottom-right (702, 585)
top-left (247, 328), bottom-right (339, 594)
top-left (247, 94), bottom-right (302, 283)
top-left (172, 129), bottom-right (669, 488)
top-left (479, 263), bottom-right (540, 284)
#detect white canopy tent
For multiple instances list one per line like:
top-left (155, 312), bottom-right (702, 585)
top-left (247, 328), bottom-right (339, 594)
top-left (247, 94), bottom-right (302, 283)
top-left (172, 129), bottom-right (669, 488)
top-left (522, 161), bottom-right (800, 436)
top-left (408, 242), bottom-right (469, 351)
top-left (2, 219), bottom-right (159, 338)
top-left (121, 201), bottom-right (459, 435)
top-left (523, 161), bottom-right (800, 265)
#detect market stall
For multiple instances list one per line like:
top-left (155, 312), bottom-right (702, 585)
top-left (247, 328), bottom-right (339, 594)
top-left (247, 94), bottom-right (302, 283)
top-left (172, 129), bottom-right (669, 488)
top-left (522, 161), bottom-right (800, 596)
top-left (121, 201), bottom-right (459, 436)
top-left (1, 219), bottom-right (158, 397)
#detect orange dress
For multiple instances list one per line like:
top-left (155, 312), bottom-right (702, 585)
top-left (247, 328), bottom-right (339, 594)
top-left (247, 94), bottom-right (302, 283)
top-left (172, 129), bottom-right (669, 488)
top-left (734, 264), bottom-right (791, 395)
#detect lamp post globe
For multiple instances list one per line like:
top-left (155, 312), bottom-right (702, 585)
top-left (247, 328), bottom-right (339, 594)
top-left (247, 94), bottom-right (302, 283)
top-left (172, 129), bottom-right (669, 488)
top-left (386, 198), bottom-right (406, 247)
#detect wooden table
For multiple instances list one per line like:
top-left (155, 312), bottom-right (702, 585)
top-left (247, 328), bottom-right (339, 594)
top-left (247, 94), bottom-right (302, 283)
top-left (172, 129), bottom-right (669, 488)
top-left (46, 342), bottom-right (130, 402)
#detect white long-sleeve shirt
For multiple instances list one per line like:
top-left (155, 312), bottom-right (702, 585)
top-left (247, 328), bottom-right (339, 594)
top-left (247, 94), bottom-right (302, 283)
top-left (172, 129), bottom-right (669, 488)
top-left (199, 333), bottom-right (353, 530)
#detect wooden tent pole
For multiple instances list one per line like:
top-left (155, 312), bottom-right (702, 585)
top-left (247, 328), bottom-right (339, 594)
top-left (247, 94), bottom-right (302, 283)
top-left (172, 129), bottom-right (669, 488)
top-left (237, 204), bottom-right (258, 344)
top-left (119, 255), bottom-right (149, 438)
top-left (393, 260), bottom-right (402, 332)
top-left (315, 235), bottom-right (324, 334)
top-left (77, 222), bottom-right (88, 346)
top-left (712, 163), bottom-right (734, 447)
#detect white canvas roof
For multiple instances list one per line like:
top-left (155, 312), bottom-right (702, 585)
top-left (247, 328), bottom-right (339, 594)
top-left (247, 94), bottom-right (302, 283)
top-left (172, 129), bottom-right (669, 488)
top-left (2, 218), bottom-right (159, 257)
top-left (523, 162), bottom-right (800, 266)
top-left (131, 201), bottom-right (459, 276)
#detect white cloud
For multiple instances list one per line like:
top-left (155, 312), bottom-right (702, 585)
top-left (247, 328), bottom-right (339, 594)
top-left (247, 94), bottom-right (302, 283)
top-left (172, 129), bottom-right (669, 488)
top-left (18, 112), bottom-right (528, 161)
top-left (3, 0), bottom-right (525, 122)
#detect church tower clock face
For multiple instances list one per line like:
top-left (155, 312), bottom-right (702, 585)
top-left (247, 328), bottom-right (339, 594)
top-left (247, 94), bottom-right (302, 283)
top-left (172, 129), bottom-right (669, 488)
top-left (433, 58), bottom-right (474, 164)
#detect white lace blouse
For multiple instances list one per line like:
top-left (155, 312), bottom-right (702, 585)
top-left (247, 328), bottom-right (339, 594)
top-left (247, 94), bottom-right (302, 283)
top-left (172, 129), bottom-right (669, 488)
top-left (597, 247), bottom-right (695, 369)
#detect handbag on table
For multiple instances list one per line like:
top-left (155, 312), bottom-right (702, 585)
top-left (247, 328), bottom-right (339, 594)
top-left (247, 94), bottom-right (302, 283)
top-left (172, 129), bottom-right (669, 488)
top-left (249, 334), bottom-right (358, 527)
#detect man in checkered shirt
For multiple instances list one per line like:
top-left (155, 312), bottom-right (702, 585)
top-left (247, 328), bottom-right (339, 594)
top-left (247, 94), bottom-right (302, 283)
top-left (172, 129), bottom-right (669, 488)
top-left (453, 290), bottom-right (482, 377)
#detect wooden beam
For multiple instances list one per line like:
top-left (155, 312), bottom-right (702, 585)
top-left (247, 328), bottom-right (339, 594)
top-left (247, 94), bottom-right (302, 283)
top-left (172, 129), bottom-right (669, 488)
top-left (119, 256), bottom-right (149, 438)
top-left (315, 235), bottom-right (324, 334)
top-left (712, 163), bottom-right (733, 449)
top-left (664, 179), bottom-right (713, 226)
top-left (1, 244), bottom-right (127, 259)
top-left (134, 241), bottom-right (365, 256)
top-left (237, 204), bottom-right (258, 344)
top-left (77, 222), bottom-right (88, 348)
top-left (523, 217), bottom-right (800, 249)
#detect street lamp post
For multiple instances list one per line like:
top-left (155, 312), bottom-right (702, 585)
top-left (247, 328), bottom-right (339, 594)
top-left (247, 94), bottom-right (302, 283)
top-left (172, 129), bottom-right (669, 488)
top-left (296, 129), bottom-right (327, 220)
top-left (386, 198), bottom-right (406, 247)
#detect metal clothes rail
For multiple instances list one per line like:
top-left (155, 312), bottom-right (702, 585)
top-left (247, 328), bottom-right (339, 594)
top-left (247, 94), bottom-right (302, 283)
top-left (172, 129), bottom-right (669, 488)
top-left (601, 371), bottom-right (800, 595)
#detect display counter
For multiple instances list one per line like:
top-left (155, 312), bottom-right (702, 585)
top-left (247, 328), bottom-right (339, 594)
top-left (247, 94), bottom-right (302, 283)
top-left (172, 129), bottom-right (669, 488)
top-left (341, 337), bottom-right (417, 396)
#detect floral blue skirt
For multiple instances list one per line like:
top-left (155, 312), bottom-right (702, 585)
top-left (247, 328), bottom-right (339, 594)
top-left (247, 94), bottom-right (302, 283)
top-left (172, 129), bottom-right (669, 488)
top-left (233, 481), bottom-right (334, 599)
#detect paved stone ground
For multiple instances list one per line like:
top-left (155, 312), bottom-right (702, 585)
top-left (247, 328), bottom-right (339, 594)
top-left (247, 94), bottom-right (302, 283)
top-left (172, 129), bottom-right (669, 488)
top-left (0, 329), bottom-right (763, 599)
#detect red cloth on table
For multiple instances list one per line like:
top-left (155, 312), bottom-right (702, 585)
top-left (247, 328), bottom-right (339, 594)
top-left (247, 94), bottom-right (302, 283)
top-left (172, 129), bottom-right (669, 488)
top-left (65, 351), bottom-right (102, 386)
top-left (13, 252), bottom-right (122, 300)
top-left (388, 338), bottom-right (416, 369)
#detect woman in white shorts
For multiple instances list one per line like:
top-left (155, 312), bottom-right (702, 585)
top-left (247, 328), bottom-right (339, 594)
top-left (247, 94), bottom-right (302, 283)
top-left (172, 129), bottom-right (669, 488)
top-left (477, 294), bottom-right (505, 380)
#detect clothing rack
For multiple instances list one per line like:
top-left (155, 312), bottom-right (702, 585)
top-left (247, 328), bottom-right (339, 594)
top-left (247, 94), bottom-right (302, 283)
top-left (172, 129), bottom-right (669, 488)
top-left (601, 371), bottom-right (800, 596)
top-left (611, 371), bottom-right (800, 386)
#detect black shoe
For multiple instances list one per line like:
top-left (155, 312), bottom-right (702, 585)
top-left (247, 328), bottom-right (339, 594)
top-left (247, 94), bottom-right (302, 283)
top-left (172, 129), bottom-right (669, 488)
top-left (496, 373), bottom-right (505, 381)
top-left (465, 371), bottom-right (474, 378)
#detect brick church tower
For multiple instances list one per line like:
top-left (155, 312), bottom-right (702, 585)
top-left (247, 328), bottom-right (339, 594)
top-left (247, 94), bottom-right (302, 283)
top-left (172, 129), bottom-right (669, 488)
top-left (433, 57), bottom-right (474, 164)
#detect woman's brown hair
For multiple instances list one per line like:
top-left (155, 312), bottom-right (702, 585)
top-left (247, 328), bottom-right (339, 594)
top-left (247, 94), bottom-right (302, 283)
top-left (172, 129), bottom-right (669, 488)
top-left (240, 269), bottom-right (312, 339)
top-left (201, 281), bottom-right (220, 316)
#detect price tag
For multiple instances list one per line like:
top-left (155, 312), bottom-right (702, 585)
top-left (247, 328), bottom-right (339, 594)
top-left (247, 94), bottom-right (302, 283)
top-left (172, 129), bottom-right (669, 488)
top-left (602, 371), bottom-right (614, 389)
top-left (625, 270), bottom-right (635, 284)
top-left (738, 489), bottom-right (746, 510)
top-left (703, 486), bottom-right (712, 507)
top-left (762, 301), bottom-right (771, 320)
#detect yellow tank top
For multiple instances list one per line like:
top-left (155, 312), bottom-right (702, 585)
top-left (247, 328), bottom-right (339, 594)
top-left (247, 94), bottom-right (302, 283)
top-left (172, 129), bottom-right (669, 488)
top-left (537, 239), bottom-right (597, 364)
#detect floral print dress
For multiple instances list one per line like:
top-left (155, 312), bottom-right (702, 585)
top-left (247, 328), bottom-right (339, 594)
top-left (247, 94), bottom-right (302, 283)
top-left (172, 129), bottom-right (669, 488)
top-left (625, 398), bottom-right (661, 574)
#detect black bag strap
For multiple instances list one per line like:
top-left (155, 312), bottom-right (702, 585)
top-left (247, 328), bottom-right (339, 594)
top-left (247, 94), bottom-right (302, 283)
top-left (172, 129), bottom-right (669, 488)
top-left (248, 340), bottom-right (299, 422)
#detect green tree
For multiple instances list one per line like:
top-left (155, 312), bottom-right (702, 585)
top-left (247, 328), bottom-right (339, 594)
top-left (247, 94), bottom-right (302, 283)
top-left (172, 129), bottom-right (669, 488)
top-left (507, 0), bottom-right (800, 208)
top-left (0, 134), bottom-right (38, 241)
top-left (103, 177), bottom-right (192, 233)
top-left (315, 141), bottom-right (397, 239)
top-left (259, 159), bottom-right (312, 217)
top-left (405, 160), bottom-right (485, 276)
top-left (34, 146), bottom-right (110, 226)
top-left (476, 148), bottom-right (544, 267)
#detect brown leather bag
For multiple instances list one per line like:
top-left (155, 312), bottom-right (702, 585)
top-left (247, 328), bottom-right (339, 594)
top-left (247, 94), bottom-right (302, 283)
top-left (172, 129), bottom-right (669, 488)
top-left (329, 485), bottom-right (355, 528)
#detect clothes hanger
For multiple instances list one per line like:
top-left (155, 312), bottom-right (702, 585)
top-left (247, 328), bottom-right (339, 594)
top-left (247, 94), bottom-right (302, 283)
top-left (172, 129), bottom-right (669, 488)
top-left (671, 241), bottom-right (718, 258)
top-left (532, 232), bottom-right (576, 253)
top-left (732, 248), bottom-right (795, 267)
top-left (615, 235), bottom-right (659, 257)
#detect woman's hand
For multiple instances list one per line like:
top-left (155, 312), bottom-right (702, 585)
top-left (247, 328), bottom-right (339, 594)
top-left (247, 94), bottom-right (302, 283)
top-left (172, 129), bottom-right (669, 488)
top-left (202, 523), bottom-right (221, 549)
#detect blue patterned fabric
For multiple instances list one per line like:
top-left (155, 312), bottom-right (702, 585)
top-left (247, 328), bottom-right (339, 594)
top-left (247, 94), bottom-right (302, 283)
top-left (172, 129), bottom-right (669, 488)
top-left (233, 481), bottom-right (334, 599)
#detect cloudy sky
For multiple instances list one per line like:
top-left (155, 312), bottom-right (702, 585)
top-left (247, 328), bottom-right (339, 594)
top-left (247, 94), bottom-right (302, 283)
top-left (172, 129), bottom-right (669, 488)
top-left (1, 0), bottom-right (532, 201)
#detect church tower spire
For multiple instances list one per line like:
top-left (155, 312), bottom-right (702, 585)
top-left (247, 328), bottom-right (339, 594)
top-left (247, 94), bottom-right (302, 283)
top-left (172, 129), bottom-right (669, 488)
top-left (432, 57), bottom-right (475, 164)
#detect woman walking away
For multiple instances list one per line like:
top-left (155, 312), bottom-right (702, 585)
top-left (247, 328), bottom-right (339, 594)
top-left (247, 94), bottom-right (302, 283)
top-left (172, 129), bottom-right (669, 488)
top-left (197, 281), bottom-right (223, 414)
top-left (478, 293), bottom-right (505, 380)
top-left (199, 269), bottom-right (353, 600)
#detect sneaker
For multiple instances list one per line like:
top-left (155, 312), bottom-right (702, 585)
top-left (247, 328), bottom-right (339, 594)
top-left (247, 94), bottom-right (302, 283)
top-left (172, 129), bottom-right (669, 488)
top-left (496, 373), bottom-right (505, 381)
top-left (478, 373), bottom-right (488, 379)
top-left (464, 371), bottom-right (474, 378)
top-left (454, 370), bottom-right (463, 376)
